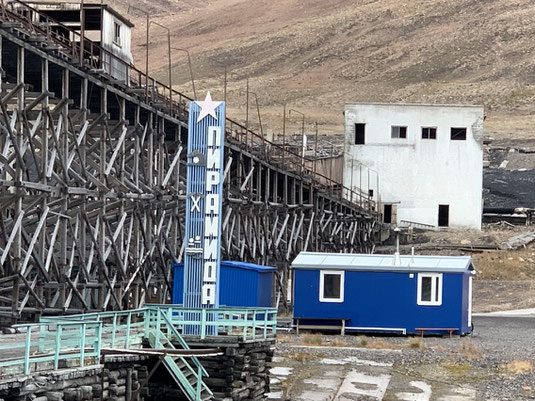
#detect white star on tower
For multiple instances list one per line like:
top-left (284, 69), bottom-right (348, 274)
top-left (195, 91), bottom-right (222, 123)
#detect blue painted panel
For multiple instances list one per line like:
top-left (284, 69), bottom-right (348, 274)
top-left (220, 266), bottom-right (257, 307)
top-left (172, 264), bottom-right (184, 304)
top-left (257, 271), bottom-right (274, 307)
top-left (294, 269), bottom-right (470, 334)
top-left (173, 262), bottom-right (274, 307)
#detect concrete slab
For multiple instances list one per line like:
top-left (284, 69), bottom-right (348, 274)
top-left (394, 380), bottom-right (432, 401)
top-left (321, 357), bottom-right (393, 367)
top-left (335, 370), bottom-right (392, 400)
top-left (266, 390), bottom-right (283, 400)
top-left (270, 366), bottom-right (293, 376)
top-left (297, 390), bottom-right (333, 401)
top-left (303, 377), bottom-right (341, 390)
top-left (437, 386), bottom-right (476, 401)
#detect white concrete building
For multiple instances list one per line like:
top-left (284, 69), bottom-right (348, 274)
top-left (343, 103), bottom-right (484, 229)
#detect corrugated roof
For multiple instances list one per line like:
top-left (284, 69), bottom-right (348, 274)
top-left (291, 252), bottom-right (475, 273)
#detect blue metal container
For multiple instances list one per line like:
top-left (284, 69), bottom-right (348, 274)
top-left (172, 261), bottom-right (276, 307)
top-left (291, 252), bottom-right (475, 335)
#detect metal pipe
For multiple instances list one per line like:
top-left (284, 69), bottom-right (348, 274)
top-left (289, 109), bottom-right (305, 169)
top-left (224, 66), bottom-right (227, 103)
top-left (350, 158), bottom-right (354, 203)
top-left (145, 14), bottom-right (149, 101)
top-left (171, 47), bottom-right (197, 99)
top-left (150, 21), bottom-right (173, 111)
top-left (79, 0), bottom-right (84, 68)
top-left (245, 78), bottom-right (249, 141)
top-left (314, 122), bottom-right (318, 174)
top-left (127, 6), bottom-right (150, 101)
top-left (282, 104), bottom-right (286, 144)
top-left (330, 142), bottom-right (334, 181)
top-left (248, 90), bottom-right (263, 138)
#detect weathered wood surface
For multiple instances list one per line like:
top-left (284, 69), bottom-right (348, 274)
top-left (500, 231), bottom-right (535, 250)
top-left (188, 338), bottom-right (275, 401)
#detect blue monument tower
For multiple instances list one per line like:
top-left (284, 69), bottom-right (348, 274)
top-left (183, 92), bottom-right (225, 334)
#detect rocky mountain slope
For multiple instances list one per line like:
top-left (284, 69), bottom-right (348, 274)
top-left (110, 0), bottom-right (535, 140)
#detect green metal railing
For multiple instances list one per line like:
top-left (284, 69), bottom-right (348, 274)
top-left (41, 308), bottom-right (147, 350)
top-left (0, 305), bottom-right (277, 376)
top-left (0, 320), bottom-right (102, 375)
top-left (146, 304), bottom-right (278, 341)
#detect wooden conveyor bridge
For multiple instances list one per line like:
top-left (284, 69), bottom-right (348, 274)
top-left (0, 0), bottom-right (381, 321)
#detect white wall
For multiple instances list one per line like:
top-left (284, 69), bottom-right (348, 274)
top-left (101, 9), bottom-right (132, 81)
top-left (343, 103), bottom-right (484, 229)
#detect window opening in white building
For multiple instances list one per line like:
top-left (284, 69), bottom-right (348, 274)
top-left (391, 126), bottom-right (407, 139)
top-left (422, 127), bottom-right (437, 139)
top-left (355, 123), bottom-right (365, 144)
top-left (113, 22), bottom-right (121, 46)
top-left (450, 127), bottom-right (467, 140)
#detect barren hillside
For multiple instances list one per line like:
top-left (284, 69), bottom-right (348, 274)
top-left (113, 0), bottom-right (535, 140)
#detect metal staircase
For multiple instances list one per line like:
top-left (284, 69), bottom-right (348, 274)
top-left (147, 307), bottom-right (214, 401)
top-left (29, 308), bottom-right (217, 401)
top-left (149, 330), bottom-right (213, 401)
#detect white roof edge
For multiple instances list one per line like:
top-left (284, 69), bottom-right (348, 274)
top-left (344, 102), bottom-right (484, 109)
top-left (291, 252), bottom-right (474, 273)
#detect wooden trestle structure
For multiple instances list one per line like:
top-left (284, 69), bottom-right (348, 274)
top-left (0, 0), bottom-right (381, 322)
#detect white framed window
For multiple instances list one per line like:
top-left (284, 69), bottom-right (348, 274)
top-left (417, 273), bottom-right (442, 306)
top-left (391, 126), bottom-right (407, 139)
top-left (422, 127), bottom-right (437, 139)
top-left (319, 270), bottom-right (344, 303)
top-left (113, 22), bottom-right (121, 46)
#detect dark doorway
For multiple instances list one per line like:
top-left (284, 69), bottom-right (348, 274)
top-left (355, 123), bottom-right (365, 144)
top-left (438, 205), bottom-right (449, 227)
top-left (384, 204), bottom-right (392, 224)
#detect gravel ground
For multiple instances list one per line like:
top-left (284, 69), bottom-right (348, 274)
top-left (274, 315), bottom-right (535, 400)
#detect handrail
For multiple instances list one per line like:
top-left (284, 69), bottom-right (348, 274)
top-left (0, 320), bottom-right (102, 374)
top-left (0, 0), bottom-right (376, 212)
top-left (151, 307), bottom-right (209, 378)
top-left (146, 304), bottom-right (278, 341)
top-left (0, 304), bottom-right (276, 377)
top-left (399, 219), bottom-right (436, 229)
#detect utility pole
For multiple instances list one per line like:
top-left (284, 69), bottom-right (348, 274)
top-left (79, 0), bottom-right (84, 67)
top-left (150, 21), bottom-right (172, 111)
top-left (224, 66), bottom-right (227, 103)
top-left (127, 6), bottom-right (150, 101)
top-left (282, 103), bottom-right (286, 149)
top-left (171, 47), bottom-right (197, 99)
top-left (289, 109), bottom-right (305, 170)
top-left (248, 90), bottom-right (263, 138)
top-left (314, 122), bottom-right (319, 174)
top-left (245, 78), bottom-right (249, 146)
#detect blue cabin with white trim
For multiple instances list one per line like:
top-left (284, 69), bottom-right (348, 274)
top-left (291, 252), bottom-right (475, 335)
